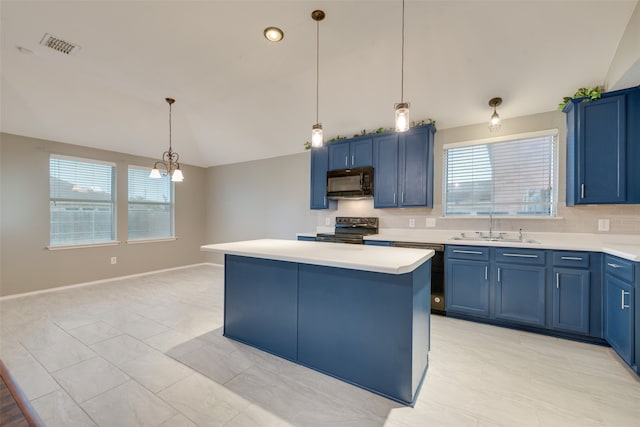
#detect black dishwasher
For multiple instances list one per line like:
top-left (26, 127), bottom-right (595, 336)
top-left (392, 242), bottom-right (445, 315)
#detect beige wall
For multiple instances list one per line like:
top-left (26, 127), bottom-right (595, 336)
top-left (316, 110), bottom-right (640, 235)
top-left (0, 133), bottom-right (207, 297)
top-left (607, 0), bottom-right (640, 90)
top-left (204, 152), bottom-right (317, 264)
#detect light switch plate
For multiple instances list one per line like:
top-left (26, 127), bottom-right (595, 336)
top-left (426, 218), bottom-right (436, 228)
top-left (598, 219), bottom-right (610, 232)
top-left (325, 217), bottom-right (331, 225)
top-left (409, 218), bottom-right (415, 228)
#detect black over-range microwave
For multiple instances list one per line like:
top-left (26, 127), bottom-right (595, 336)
top-left (326, 167), bottom-right (374, 199)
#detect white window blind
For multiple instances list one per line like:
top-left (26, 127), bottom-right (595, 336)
top-left (443, 131), bottom-right (557, 217)
top-left (128, 166), bottom-right (174, 240)
top-left (50, 155), bottom-right (116, 246)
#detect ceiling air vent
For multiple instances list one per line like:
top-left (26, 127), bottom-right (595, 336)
top-left (39, 33), bottom-right (80, 55)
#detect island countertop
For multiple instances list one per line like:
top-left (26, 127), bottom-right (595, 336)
top-left (200, 238), bottom-right (434, 275)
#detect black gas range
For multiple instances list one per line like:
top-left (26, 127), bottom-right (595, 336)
top-left (316, 217), bottom-right (379, 244)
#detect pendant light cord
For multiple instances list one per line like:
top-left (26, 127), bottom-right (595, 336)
top-left (168, 102), bottom-right (172, 152)
top-left (316, 18), bottom-right (320, 124)
top-left (400, 0), bottom-right (405, 103)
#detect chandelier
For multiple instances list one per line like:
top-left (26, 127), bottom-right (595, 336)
top-left (150, 97), bottom-right (184, 182)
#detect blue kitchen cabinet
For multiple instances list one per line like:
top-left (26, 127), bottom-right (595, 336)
top-left (445, 246), bottom-right (490, 317)
top-left (399, 126), bottom-right (435, 207)
top-left (564, 85), bottom-right (640, 205)
top-left (373, 124), bottom-right (435, 208)
top-left (364, 240), bottom-right (393, 246)
top-left (310, 146), bottom-right (336, 210)
top-left (604, 254), bottom-right (636, 367)
top-left (373, 134), bottom-right (399, 208)
top-left (297, 236), bottom-right (316, 242)
top-left (328, 138), bottom-right (373, 171)
top-left (552, 268), bottom-right (590, 334)
top-left (494, 248), bottom-right (546, 327)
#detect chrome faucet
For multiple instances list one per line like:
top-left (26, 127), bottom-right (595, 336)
top-left (488, 214), bottom-right (493, 239)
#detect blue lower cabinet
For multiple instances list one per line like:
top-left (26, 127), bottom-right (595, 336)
top-left (223, 254), bottom-right (431, 405)
top-left (495, 263), bottom-right (546, 327)
top-left (605, 272), bottom-right (635, 366)
top-left (223, 255), bottom-right (298, 360)
top-left (552, 268), bottom-right (590, 335)
top-left (445, 259), bottom-right (489, 317)
top-left (297, 236), bottom-right (316, 242)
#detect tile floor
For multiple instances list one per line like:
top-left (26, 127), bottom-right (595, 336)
top-left (1, 264), bottom-right (639, 426)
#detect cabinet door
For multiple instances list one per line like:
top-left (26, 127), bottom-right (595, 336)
top-left (399, 128), bottom-right (431, 207)
top-left (495, 264), bottom-right (546, 327)
top-left (350, 139), bottom-right (373, 168)
top-left (445, 259), bottom-right (490, 317)
top-left (604, 274), bottom-right (634, 365)
top-left (552, 268), bottom-right (590, 334)
top-left (577, 95), bottom-right (626, 204)
top-left (373, 134), bottom-right (399, 208)
top-left (310, 147), bottom-right (331, 209)
top-left (328, 142), bottom-right (350, 171)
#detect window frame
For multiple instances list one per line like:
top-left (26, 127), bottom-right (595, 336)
top-left (49, 154), bottom-right (117, 249)
top-left (126, 165), bottom-right (176, 243)
top-left (442, 129), bottom-right (559, 218)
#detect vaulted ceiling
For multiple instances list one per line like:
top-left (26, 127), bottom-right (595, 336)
top-left (1, 1), bottom-right (638, 167)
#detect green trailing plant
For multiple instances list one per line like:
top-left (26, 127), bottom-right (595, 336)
top-left (558, 86), bottom-right (603, 110)
top-left (303, 118), bottom-right (436, 149)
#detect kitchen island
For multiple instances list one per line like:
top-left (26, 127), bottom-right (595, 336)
top-left (200, 239), bottom-right (434, 405)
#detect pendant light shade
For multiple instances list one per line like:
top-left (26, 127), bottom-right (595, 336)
top-left (311, 123), bottom-right (323, 147)
top-left (311, 10), bottom-right (325, 147)
top-left (488, 97), bottom-right (502, 130)
top-left (395, 0), bottom-right (410, 132)
top-left (150, 97), bottom-right (184, 181)
top-left (395, 102), bottom-right (410, 132)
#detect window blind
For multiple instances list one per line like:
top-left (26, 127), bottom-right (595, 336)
top-left (128, 166), bottom-right (174, 240)
top-left (443, 133), bottom-right (557, 217)
top-left (49, 155), bottom-right (116, 246)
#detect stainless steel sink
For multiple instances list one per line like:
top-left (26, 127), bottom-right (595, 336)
top-left (450, 233), bottom-right (540, 244)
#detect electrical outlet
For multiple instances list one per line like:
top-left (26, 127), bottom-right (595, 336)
top-left (409, 218), bottom-right (415, 228)
top-left (325, 217), bottom-right (331, 225)
top-left (110, 257), bottom-right (117, 265)
top-left (598, 219), bottom-right (610, 232)
top-left (426, 218), bottom-right (436, 228)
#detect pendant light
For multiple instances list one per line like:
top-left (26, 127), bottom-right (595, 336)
top-left (395, 0), bottom-right (410, 132)
top-left (488, 97), bottom-right (502, 131)
top-left (150, 97), bottom-right (184, 182)
top-left (311, 10), bottom-right (325, 148)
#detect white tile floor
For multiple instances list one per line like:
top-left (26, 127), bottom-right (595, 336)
top-left (1, 264), bottom-right (639, 426)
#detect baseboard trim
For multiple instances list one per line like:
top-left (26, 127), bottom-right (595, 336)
top-left (0, 262), bottom-right (224, 301)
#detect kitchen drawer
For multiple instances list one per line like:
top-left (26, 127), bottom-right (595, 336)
top-left (495, 248), bottom-right (546, 265)
top-left (553, 251), bottom-right (590, 268)
top-left (446, 245), bottom-right (489, 261)
top-left (605, 254), bottom-right (634, 283)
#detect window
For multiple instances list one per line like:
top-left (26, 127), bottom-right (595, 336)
top-left (50, 155), bottom-right (116, 246)
top-left (128, 166), bottom-right (174, 240)
top-left (443, 130), bottom-right (557, 217)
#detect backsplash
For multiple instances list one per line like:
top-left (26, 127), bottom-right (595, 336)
top-left (316, 199), bottom-right (640, 235)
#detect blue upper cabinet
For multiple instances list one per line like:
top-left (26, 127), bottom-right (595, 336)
top-left (373, 134), bottom-right (399, 207)
top-left (564, 85), bottom-right (640, 205)
top-left (310, 146), bottom-right (336, 210)
top-left (373, 124), bottom-right (436, 208)
top-left (328, 138), bottom-right (373, 171)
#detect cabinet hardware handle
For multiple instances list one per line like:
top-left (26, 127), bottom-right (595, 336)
top-left (498, 267), bottom-right (501, 282)
top-left (581, 184), bottom-right (585, 199)
top-left (556, 272), bottom-right (560, 289)
top-left (607, 263), bottom-right (620, 269)
top-left (453, 250), bottom-right (483, 255)
top-left (561, 256), bottom-right (583, 261)
top-left (402, 192), bottom-right (404, 204)
top-left (324, 196), bottom-right (326, 206)
top-left (503, 253), bottom-right (538, 258)
top-left (393, 192), bottom-right (396, 204)
top-left (351, 155), bottom-right (355, 165)
top-left (485, 266), bottom-right (488, 281)
top-left (345, 156), bottom-right (348, 167)
top-left (621, 290), bottom-right (630, 309)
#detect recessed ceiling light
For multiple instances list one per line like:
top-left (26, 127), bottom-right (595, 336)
top-left (264, 27), bottom-right (284, 42)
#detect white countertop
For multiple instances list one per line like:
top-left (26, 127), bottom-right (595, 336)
top-left (200, 239), bottom-right (434, 275)
top-left (296, 229), bottom-right (640, 261)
